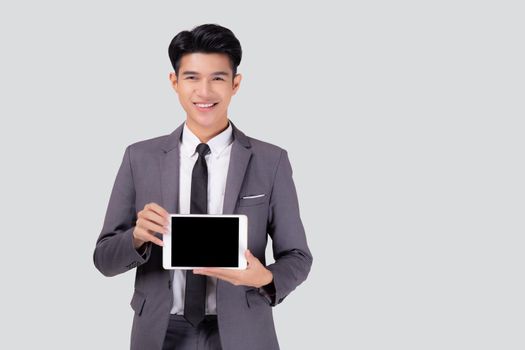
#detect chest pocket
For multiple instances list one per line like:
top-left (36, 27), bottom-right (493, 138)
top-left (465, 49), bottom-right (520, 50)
top-left (237, 193), bottom-right (268, 207)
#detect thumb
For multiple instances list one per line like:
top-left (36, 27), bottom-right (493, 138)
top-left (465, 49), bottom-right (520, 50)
top-left (245, 249), bottom-right (257, 263)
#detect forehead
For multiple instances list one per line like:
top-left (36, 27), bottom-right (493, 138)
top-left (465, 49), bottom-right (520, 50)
top-left (179, 53), bottom-right (232, 75)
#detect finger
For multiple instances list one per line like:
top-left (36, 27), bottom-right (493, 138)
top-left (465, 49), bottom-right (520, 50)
top-left (138, 211), bottom-right (167, 229)
top-left (193, 268), bottom-right (221, 276)
top-left (244, 249), bottom-right (259, 267)
top-left (194, 268), bottom-right (241, 280)
top-left (138, 216), bottom-right (168, 234)
top-left (193, 268), bottom-right (237, 275)
top-left (134, 227), bottom-right (164, 247)
top-left (140, 209), bottom-right (169, 228)
top-left (145, 202), bottom-right (169, 220)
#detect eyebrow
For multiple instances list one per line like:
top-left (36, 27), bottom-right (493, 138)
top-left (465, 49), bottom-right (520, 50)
top-left (181, 70), bottom-right (230, 76)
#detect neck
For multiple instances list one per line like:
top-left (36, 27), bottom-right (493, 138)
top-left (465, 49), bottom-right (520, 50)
top-left (186, 117), bottom-right (229, 143)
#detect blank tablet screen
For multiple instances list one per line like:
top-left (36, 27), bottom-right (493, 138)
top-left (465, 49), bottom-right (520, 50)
top-left (171, 216), bottom-right (239, 267)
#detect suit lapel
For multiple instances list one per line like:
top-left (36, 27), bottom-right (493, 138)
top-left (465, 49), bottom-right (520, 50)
top-left (222, 126), bottom-right (252, 214)
top-left (160, 122), bottom-right (184, 214)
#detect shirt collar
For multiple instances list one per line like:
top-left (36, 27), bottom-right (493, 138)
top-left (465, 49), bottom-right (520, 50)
top-left (180, 121), bottom-right (233, 159)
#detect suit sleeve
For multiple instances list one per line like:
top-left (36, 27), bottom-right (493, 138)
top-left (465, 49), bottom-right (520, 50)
top-left (93, 145), bottom-right (152, 277)
top-left (264, 149), bottom-right (313, 306)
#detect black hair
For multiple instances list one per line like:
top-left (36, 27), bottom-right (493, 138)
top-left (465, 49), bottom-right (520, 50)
top-left (168, 24), bottom-right (242, 78)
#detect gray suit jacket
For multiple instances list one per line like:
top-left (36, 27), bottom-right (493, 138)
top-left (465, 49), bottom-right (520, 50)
top-left (93, 121), bottom-right (313, 350)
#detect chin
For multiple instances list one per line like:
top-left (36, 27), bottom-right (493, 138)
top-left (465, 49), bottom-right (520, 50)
top-left (189, 113), bottom-right (226, 129)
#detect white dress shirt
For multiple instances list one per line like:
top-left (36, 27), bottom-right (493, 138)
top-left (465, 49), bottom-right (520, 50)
top-left (170, 121), bottom-right (233, 315)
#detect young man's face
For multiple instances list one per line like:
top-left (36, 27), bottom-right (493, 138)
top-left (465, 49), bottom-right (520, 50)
top-left (170, 53), bottom-right (241, 131)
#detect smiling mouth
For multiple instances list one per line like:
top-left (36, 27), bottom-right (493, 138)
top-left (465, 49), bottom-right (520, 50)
top-left (193, 102), bottom-right (218, 110)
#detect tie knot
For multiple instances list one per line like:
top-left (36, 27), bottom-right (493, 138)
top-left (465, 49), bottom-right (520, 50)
top-left (195, 143), bottom-right (210, 157)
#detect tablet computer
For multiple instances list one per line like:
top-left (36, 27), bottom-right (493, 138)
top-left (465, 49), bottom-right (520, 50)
top-left (163, 214), bottom-right (248, 270)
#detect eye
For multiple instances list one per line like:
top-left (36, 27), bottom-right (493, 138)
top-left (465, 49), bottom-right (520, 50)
top-left (213, 77), bottom-right (225, 81)
top-left (185, 76), bottom-right (196, 80)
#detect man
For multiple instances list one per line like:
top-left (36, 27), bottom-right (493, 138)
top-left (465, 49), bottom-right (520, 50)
top-left (93, 24), bottom-right (312, 350)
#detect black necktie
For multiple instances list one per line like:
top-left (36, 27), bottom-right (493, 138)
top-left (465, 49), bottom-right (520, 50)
top-left (184, 143), bottom-right (210, 327)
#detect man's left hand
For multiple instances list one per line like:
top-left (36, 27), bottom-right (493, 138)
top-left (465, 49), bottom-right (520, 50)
top-left (193, 249), bottom-right (273, 288)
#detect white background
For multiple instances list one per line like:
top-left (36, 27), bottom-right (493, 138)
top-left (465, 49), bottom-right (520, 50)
top-left (1, 1), bottom-right (524, 349)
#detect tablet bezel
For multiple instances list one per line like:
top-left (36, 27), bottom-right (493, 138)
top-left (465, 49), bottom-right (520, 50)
top-left (162, 214), bottom-right (248, 270)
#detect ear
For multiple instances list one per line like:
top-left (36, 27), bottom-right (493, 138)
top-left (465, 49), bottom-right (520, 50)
top-left (232, 73), bottom-right (242, 96)
top-left (169, 72), bottom-right (179, 93)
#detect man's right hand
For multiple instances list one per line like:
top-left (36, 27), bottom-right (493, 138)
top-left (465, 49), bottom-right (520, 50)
top-left (132, 202), bottom-right (170, 249)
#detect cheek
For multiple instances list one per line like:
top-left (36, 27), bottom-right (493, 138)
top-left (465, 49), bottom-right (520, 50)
top-left (178, 95), bottom-right (189, 108)
top-left (218, 92), bottom-right (233, 105)
top-left (177, 89), bottom-right (193, 105)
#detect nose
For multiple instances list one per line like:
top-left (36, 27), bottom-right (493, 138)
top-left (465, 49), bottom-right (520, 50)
top-left (195, 80), bottom-right (213, 99)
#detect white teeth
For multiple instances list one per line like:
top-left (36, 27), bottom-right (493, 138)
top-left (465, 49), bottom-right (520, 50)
top-left (195, 103), bottom-right (215, 108)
